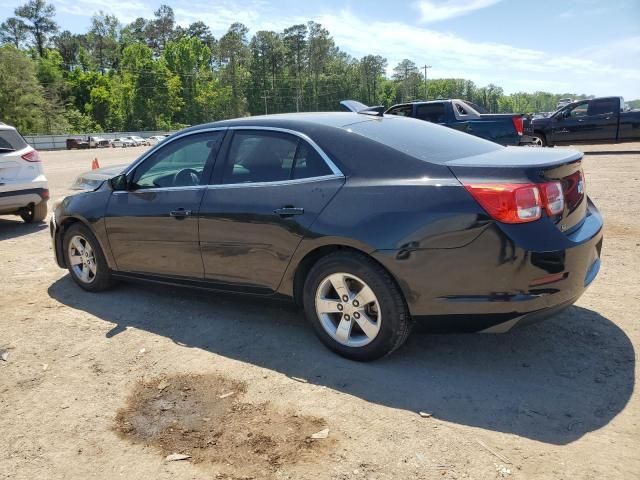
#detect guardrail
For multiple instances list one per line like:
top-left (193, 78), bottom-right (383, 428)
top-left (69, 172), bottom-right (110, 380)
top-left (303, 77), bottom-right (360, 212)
top-left (23, 131), bottom-right (174, 150)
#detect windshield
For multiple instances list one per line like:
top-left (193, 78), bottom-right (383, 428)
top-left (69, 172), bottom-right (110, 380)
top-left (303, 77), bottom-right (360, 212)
top-left (346, 116), bottom-right (502, 164)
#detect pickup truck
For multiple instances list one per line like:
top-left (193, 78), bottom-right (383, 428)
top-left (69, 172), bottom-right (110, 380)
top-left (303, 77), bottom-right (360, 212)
top-left (341, 99), bottom-right (526, 146)
top-left (530, 97), bottom-right (640, 146)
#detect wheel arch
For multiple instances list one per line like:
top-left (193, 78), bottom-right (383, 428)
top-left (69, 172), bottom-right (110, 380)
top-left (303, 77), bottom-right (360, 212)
top-left (289, 243), bottom-right (406, 309)
top-left (55, 215), bottom-right (116, 270)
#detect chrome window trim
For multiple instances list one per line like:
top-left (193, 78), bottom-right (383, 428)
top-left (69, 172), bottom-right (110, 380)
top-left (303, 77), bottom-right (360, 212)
top-left (118, 125), bottom-right (344, 192)
top-left (227, 125), bottom-right (344, 177)
top-left (206, 174), bottom-right (342, 190)
top-left (112, 185), bottom-right (205, 195)
top-left (122, 127), bottom-right (229, 176)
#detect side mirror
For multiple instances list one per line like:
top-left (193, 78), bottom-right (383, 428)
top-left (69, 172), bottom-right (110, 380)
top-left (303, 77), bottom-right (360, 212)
top-left (110, 174), bottom-right (128, 191)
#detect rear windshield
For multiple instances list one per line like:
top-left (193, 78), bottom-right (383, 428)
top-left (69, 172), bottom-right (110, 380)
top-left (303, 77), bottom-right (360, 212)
top-left (0, 128), bottom-right (28, 151)
top-left (345, 116), bottom-right (502, 164)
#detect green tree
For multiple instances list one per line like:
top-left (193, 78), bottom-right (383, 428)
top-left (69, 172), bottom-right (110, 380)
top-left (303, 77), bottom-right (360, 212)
top-left (88, 12), bottom-right (120, 72)
top-left (14, 0), bottom-right (58, 56)
top-left (0, 17), bottom-right (28, 48)
top-left (219, 23), bottom-right (249, 117)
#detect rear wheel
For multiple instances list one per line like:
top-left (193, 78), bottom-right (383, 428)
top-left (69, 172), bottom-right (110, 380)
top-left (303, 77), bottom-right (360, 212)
top-left (303, 251), bottom-right (411, 361)
top-left (63, 223), bottom-right (114, 292)
top-left (530, 132), bottom-right (547, 147)
top-left (20, 202), bottom-right (47, 223)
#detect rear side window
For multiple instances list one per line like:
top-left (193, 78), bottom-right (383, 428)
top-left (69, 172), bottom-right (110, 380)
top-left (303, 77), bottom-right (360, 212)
top-left (346, 116), bottom-right (501, 164)
top-left (589, 99), bottom-right (618, 116)
top-left (0, 129), bottom-right (28, 151)
top-left (223, 131), bottom-right (332, 184)
top-left (416, 103), bottom-right (446, 123)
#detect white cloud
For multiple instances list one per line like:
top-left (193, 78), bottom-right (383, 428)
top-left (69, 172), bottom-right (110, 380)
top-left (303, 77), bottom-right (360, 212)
top-left (415, 0), bottom-right (502, 23)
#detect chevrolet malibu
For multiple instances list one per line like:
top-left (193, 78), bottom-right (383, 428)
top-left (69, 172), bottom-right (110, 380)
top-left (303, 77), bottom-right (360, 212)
top-left (50, 112), bottom-right (603, 361)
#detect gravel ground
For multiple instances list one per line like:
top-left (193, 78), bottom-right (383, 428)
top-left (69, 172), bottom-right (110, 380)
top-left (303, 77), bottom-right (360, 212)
top-left (0, 142), bottom-right (639, 480)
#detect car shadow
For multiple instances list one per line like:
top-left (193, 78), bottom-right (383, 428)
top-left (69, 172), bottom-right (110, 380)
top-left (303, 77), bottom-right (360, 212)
top-left (0, 217), bottom-right (47, 240)
top-left (48, 276), bottom-right (635, 446)
top-left (583, 150), bottom-right (639, 156)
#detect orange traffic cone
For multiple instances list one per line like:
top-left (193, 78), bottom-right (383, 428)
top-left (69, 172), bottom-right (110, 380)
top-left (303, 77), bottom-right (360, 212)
top-left (92, 158), bottom-right (100, 170)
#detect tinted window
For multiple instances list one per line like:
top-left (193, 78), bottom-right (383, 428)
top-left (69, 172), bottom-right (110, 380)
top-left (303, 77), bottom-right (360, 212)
top-left (568, 102), bottom-right (589, 118)
top-left (387, 105), bottom-right (413, 117)
top-left (347, 116), bottom-right (501, 164)
top-left (0, 129), bottom-right (28, 151)
top-left (415, 103), bottom-right (446, 123)
top-left (292, 141), bottom-right (332, 179)
top-left (589, 99), bottom-right (618, 116)
top-left (223, 131), bottom-right (298, 184)
top-left (132, 131), bottom-right (222, 189)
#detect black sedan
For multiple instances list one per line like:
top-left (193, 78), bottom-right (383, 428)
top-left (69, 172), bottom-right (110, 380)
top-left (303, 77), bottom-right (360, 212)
top-left (50, 112), bottom-right (603, 361)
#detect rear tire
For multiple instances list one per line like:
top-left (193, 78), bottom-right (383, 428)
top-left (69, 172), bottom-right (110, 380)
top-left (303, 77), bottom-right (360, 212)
top-left (531, 132), bottom-right (547, 147)
top-left (62, 223), bottom-right (114, 292)
top-left (20, 202), bottom-right (47, 223)
top-left (303, 251), bottom-right (412, 361)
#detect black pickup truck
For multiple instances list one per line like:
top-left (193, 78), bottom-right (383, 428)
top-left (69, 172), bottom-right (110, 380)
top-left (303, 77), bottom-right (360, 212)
top-left (529, 97), bottom-right (640, 146)
top-left (341, 99), bottom-right (526, 146)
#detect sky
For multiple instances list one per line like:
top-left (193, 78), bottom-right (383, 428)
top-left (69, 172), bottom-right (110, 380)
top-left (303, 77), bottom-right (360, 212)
top-left (2, 0), bottom-right (639, 99)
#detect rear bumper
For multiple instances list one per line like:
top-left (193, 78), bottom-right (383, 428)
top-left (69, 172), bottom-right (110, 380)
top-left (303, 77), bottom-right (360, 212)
top-left (0, 186), bottom-right (49, 214)
top-left (373, 201), bottom-right (603, 332)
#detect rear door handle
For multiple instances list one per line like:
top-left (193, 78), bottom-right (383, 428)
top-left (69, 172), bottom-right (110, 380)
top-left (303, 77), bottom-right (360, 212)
top-left (274, 207), bottom-right (304, 217)
top-left (170, 208), bottom-right (192, 218)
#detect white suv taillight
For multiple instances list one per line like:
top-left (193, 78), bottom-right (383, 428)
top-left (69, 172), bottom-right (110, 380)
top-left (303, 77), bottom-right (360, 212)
top-left (21, 149), bottom-right (41, 162)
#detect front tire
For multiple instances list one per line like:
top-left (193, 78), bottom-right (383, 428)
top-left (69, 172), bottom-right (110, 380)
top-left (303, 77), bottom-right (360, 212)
top-left (62, 223), bottom-right (114, 292)
top-left (20, 201), bottom-right (47, 223)
top-left (303, 251), bottom-right (411, 361)
top-left (530, 132), bottom-right (548, 147)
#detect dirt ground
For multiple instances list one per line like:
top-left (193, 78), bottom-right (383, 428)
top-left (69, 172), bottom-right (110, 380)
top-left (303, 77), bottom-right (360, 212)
top-left (1, 142), bottom-right (639, 480)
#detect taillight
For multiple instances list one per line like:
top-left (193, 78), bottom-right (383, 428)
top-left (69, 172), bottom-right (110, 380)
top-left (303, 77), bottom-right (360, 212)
top-left (512, 116), bottom-right (524, 136)
top-left (541, 181), bottom-right (564, 216)
top-left (21, 149), bottom-right (41, 162)
top-left (464, 181), bottom-right (566, 224)
top-left (464, 183), bottom-right (541, 223)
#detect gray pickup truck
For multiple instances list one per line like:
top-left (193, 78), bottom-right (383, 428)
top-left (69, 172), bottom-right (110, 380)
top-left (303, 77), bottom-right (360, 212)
top-left (530, 97), bottom-right (640, 146)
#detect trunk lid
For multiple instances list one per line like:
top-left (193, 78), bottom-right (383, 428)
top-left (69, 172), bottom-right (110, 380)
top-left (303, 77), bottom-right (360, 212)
top-left (447, 147), bottom-right (587, 233)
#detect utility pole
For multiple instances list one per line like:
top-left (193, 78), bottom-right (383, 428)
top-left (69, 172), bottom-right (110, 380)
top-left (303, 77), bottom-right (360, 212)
top-left (422, 65), bottom-right (432, 99)
top-left (261, 90), bottom-right (270, 115)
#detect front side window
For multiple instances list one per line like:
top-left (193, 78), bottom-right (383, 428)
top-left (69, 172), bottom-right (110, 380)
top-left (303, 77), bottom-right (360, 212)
top-left (387, 105), bottom-right (413, 117)
top-left (131, 131), bottom-right (223, 189)
top-left (568, 102), bottom-right (589, 118)
top-left (223, 131), bottom-right (332, 184)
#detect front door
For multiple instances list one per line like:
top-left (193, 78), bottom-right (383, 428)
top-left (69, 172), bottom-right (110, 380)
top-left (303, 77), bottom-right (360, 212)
top-left (199, 129), bottom-right (344, 293)
top-left (551, 101), bottom-right (590, 143)
top-left (105, 130), bottom-right (225, 278)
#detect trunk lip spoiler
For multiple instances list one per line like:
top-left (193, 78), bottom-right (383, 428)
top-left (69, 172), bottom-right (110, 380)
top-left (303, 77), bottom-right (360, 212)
top-left (340, 100), bottom-right (385, 116)
top-left (445, 146), bottom-right (583, 168)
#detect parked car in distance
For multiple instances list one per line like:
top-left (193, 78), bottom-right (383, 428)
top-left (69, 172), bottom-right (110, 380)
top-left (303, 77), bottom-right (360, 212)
top-left (126, 135), bottom-right (150, 146)
top-left (51, 112), bottom-right (603, 361)
top-left (111, 138), bottom-right (136, 148)
top-left (556, 98), bottom-right (574, 109)
top-left (530, 96), bottom-right (640, 146)
top-left (88, 136), bottom-right (110, 148)
top-left (66, 138), bottom-right (89, 149)
top-left (0, 122), bottom-right (49, 223)
top-left (148, 135), bottom-right (168, 145)
top-left (341, 99), bottom-right (526, 146)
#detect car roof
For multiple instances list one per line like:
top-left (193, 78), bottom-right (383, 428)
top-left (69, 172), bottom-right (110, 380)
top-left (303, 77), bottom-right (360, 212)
top-left (185, 112), bottom-right (373, 133)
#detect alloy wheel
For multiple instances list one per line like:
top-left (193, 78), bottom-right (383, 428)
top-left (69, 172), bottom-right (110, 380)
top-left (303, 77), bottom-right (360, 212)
top-left (67, 234), bottom-right (97, 284)
top-left (315, 272), bottom-right (382, 347)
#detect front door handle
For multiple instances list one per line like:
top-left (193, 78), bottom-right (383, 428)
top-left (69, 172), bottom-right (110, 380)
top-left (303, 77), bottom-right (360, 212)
top-left (274, 207), bottom-right (304, 217)
top-left (170, 208), bottom-right (192, 218)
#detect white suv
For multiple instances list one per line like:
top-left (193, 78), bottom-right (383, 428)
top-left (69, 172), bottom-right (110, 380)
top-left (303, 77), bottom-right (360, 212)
top-left (0, 123), bottom-right (49, 223)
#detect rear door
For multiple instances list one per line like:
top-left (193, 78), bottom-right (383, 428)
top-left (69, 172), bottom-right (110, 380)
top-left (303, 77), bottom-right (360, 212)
top-left (105, 130), bottom-right (224, 278)
top-left (199, 128), bottom-right (344, 293)
top-left (584, 98), bottom-right (620, 141)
